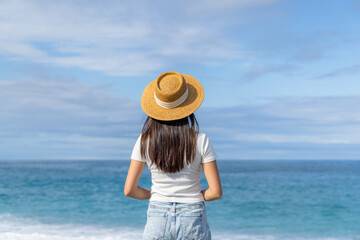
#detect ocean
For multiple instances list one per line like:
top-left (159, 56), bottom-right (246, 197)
top-left (0, 160), bottom-right (359, 240)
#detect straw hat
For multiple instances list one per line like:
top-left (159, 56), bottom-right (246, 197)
top-left (141, 71), bottom-right (204, 121)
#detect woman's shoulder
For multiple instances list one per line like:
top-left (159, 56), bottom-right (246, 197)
top-left (197, 132), bottom-right (213, 143)
top-left (197, 132), bottom-right (210, 138)
top-left (197, 132), bottom-right (204, 139)
top-left (196, 132), bottom-right (217, 160)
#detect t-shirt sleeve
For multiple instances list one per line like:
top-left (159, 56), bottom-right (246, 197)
top-left (130, 134), bottom-right (146, 162)
top-left (200, 134), bottom-right (218, 163)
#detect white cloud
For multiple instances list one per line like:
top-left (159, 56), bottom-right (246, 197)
top-left (2, 133), bottom-right (133, 160)
top-left (0, 77), bottom-right (137, 114)
top-left (0, 75), bottom-right (144, 159)
top-left (2, 74), bottom-right (360, 160)
top-left (0, 42), bottom-right (47, 58)
top-left (241, 63), bottom-right (300, 81)
top-left (0, 73), bottom-right (360, 159)
top-left (197, 95), bottom-right (360, 159)
top-left (235, 132), bottom-right (360, 144)
top-left (0, 0), bottom-right (256, 76)
top-left (260, 96), bottom-right (360, 122)
top-left (188, 0), bottom-right (279, 12)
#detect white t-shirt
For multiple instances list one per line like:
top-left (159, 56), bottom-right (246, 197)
top-left (130, 132), bottom-right (217, 203)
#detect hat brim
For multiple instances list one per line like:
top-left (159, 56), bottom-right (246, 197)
top-left (141, 74), bottom-right (204, 121)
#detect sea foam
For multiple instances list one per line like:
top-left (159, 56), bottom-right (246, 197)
top-left (0, 214), bottom-right (142, 240)
top-left (0, 214), bottom-right (356, 240)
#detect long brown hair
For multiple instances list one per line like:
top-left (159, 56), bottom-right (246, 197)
top-left (140, 113), bottom-right (199, 173)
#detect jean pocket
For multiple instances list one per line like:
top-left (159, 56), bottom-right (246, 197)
top-left (180, 208), bottom-right (207, 240)
top-left (144, 210), bottom-right (168, 240)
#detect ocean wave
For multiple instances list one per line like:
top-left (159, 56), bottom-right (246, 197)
top-left (0, 213), bottom-right (142, 240)
top-left (0, 214), bottom-right (357, 240)
top-left (211, 232), bottom-right (358, 240)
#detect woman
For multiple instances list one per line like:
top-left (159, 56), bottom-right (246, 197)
top-left (124, 71), bottom-right (222, 240)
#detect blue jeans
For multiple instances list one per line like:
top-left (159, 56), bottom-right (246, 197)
top-left (143, 201), bottom-right (211, 240)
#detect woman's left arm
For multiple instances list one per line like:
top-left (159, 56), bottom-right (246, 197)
top-left (124, 159), bottom-right (151, 200)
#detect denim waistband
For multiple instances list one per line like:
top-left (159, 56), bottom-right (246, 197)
top-left (148, 201), bottom-right (205, 211)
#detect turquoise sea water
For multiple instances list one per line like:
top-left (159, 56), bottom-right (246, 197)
top-left (0, 160), bottom-right (359, 240)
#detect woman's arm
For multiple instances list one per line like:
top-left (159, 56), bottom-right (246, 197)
top-left (201, 160), bottom-right (222, 201)
top-left (124, 159), bottom-right (151, 200)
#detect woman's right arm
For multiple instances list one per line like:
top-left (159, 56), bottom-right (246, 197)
top-left (201, 160), bottom-right (222, 201)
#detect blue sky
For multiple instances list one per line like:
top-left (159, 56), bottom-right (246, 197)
top-left (0, 0), bottom-right (360, 160)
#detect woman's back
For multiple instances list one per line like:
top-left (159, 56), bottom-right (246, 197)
top-left (131, 132), bottom-right (217, 203)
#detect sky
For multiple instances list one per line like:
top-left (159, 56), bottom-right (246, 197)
top-left (0, 0), bottom-right (360, 160)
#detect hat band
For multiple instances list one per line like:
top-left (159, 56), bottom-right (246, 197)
top-left (154, 87), bottom-right (189, 109)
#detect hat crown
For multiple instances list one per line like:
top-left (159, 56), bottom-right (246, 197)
top-left (155, 72), bottom-right (187, 103)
